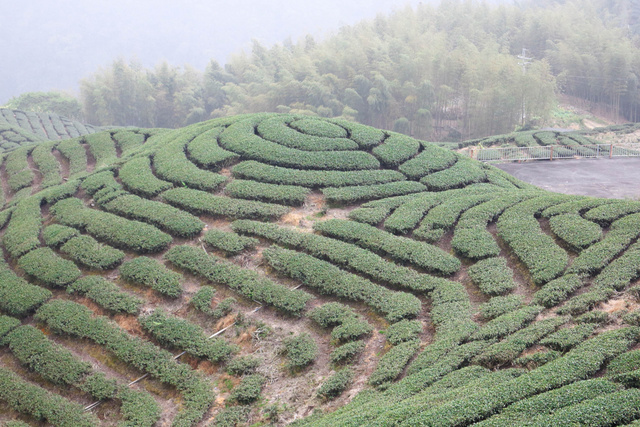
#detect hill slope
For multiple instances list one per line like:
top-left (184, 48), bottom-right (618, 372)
top-left (1, 114), bottom-right (640, 426)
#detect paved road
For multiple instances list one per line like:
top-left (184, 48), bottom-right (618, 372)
top-left (495, 158), bottom-right (640, 200)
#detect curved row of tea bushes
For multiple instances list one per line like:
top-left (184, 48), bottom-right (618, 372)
top-left (59, 235), bottom-right (125, 270)
top-left (119, 256), bottom-right (183, 297)
top-left (68, 276), bottom-right (142, 314)
top-left (18, 247), bottom-right (80, 287)
top-left (496, 196), bottom-right (570, 285)
top-left (569, 213), bottom-right (640, 276)
top-left (5, 146), bottom-right (34, 192)
top-left (190, 286), bottom-right (235, 319)
top-left (257, 115), bottom-right (358, 151)
top-left (0, 257), bottom-right (51, 317)
top-left (309, 302), bottom-right (373, 343)
top-left (232, 219), bottom-right (449, 293)
top-left (56, 137), bottom-right (88, 177)
top-left (119, 156), bottom-right (173, 197)
top-left (584, 200), bottom-right (640, 225)
top-left (51, 197), bottom-right (172, 253)
top-left (220, 118), bottom-right (380, 170)
top-left (262, 246), bottom-right (421, 322)
top-left (539, 324), bottom-right (597, 352)
top-left (327, 118), bottom-right (386, 148)
top-left (165, 245), bottom-right (311, 316)
top-left (347, 193), bottom-right (420, 225)
top-left (556, 286), bottom-right (615, 316)
top-left (467, 257), bottom-right (517, 296)
top-left (479, 295), bottom-right (525, 320)
top-left (232, 160), bottom-right (405, 188)
top-left (322, 181), bottom-right (426, 204)
top-left (549, 213), bottom-right (602, 251)
top-left (290, 118), bottom-right (348, 138)
top-left (3, 196), bottom-right (43, 257)
top-left (84, 132), bottom-right (117, 168)
top-left (382, 192), bottom-right (444, 235)
top-left (532, 274), bottom-right (584, 308)
top-left (593, 241), bottom-right (640, 291)
top-left (313, 219), bottom-right (460, 275)
top-left (186, 126), bottom-right (239, 169)
top-left (162, 187), bottom-right (289, 221)
top-left (31, 141), bottom-right (62, 188)
top-left (0, 366), bottom-right (98, 427)
top-left (225, 179), bottom-right (310, 206)
top-left (470, 305), bottom-right (543, 341)
top-left (369, 340), bottom-right (421, 386)
top-left (153, 132), bottom-right (227, 191)
top-left (420, 155), bottom-right (487, 190)
top-left (542, 197), bottom-right (613, 217)
top-left (372, 133), bottom-right (421, 166)
top-left (398, 142), bottom-right (458, 179)
top-left (140, 309), bottom-right (236, 363)
top-left (35, 299), bottom-right (215, 427)
top-left (202, 228), bottom-right (258, 255)
top-left (112, 130), bottom-right (146, 153)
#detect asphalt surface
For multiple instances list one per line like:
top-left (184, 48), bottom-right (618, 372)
top-left (495, 158), bottom-right (640, 200)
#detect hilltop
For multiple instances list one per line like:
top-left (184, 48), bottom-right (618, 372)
top-left (1, 114), bottom-right (640, 426)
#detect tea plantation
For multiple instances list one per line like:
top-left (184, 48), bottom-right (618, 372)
top-left (1, 113), bottom-right (640, 426)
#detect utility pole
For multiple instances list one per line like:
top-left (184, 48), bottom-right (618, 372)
top-left (518, 48), bottom-right (533, 126)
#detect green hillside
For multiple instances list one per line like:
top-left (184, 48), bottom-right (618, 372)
top-left (1, 114), bottom-right (640, 426)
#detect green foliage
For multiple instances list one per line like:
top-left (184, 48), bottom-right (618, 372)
top-left (232, 160), bottom-right (404, 188)
top-left (309, 302), bottom-right (373, 342)
top-left (479, 295), bottom-right (525, 320)
top-left (165, 245), bottom-right (312, 316)
top-left (119, 156), bottom-right (173, 197)
top-left (584, 200), bottom-right (640, 225)
top-left (594, 242), bottom-right (640, 290)
top-left (369, 340), bottom-right (421, 386)
top-left (282, 333), bottom-right (318, 370)
top-left (18, 247), bottom-right (81, 287)
top-left (60, 235), bottom-right (125, 270)
top-left (226, 356), bottom-right (261, 376)
top-left (372, 133), bottom-right (420, 166)
top-left (398, 142), bottom-right (457, 179)
top-left (471, 305), bottom-right (543, 341)
top-left (557, 287), bottom-right (615, 316)
top-left (186, 126), bottom-right (239, 169)
top-left (467, 257), bottom-right (517, 296)
top-left (323, 181), bottom-right (426, 204)
top-left (162, 187), bottom-right (289, 221)
top-left (203, 228), bottom-right (258, 255)
top-left (78, 372), bottom-right (117, 400)
top-left (2, 325), bottom-right (90, 385)
top-left (57, 137), bottom-right (88, 176)
top-left (330, 340), bottom-right (366, 364)
top-left (233, 219), bottom-right (446, 293)
top-left (385, 320), bottom-right (423, 345)
top-left (257, 115), bottom-right (358, 151)
top-left (117, 387), bottom-right (162, 427)
top-left (84, 132), bottom-right (117, 167)
top-left (35, 300), bottom-right (215, 427)
top-left (43, 224), bottom-right (79, 247)
top-left (540, 324), bottom-right (597, 352)
top-left (263, 246), bottom-right (420, 322)
top-left (575, 310), bottom-right (609, 324)
top-left (119, 256), bottom-right (183, 297)
top-left (3, 196), bottom-right (43, 257)
top-left (32, 141), bottom-right (62, 188)
top-left (191, 286), bottom-right (235, 318)
top-left (0, 258), bottom-right (51, 317)
top-left (5, 147), bottom-right (34, 192)
top-left (68, 276), bottom-right (142, 314)
top-left (420, 155), bottom-right (487, 190)
top-left (0, 315), bottom-right (21, 340)
top-left (549, 213), bottom-right (602, 250)
top-left (318, 369), bottom-right (354, 398)
top-left (0, 366), bottom-right (98, 427)
top-left (140, 309), bottom-right (236, 363)
top-left (292, 118), bottom-right (348, 138)
top-left (533, 274), bottom-right (583, 308)
top-left (212, 406), bottom-right (250, 427)
top-left (225, 179), bottom-right (310, 206)
top-left (219, 118), bottom-right (380, 171)
top-left (51, 197), bottom-right (172, 253)
top-left (112, 130), bottom-right (146, 152)
top-left (229, 374), bottom-right (266, 403)
top-left (313, 219), bottom-right (460, 275)
top-left (514, 350), bottom-right (561, 369)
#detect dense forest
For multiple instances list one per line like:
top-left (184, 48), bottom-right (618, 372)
top-left (6, 0), bottom-right (640, 140)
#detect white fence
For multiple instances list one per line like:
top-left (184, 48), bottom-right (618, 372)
top-left (469, 144), bottom-right (640, 162)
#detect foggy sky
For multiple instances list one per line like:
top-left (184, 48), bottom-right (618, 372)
top-left (1, 0), bottom-right (433, 104)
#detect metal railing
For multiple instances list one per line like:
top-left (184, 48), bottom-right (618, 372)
top-left (470, 144), bottom-right (640, 162)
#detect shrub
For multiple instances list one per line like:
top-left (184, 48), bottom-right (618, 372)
top-left (533, 274), bottom-right (583, 308)
top-left (471, 305), bottom-right (543, 341)
top-left (119, 256), bottom-right (183, 298)
top-left (556, 286), bottom-right (614, 316)
top-left (230, 374), bottom-right (266, 403)
top-left (84, 132), bottom-right (117, 167)
top-left (0, 258), bottom-right (51, 317)
top-left (140, 309), bottom-right (236, 363)
top-left (313, 219), bottom-right (460, 275)
top-left (225, 179), bottom-right (310, 206)
top-left (162, 187), bottom-right (289, 221)
top-left (369, 340), bottom-right (421, 386)
top-left (549, 213), bottom-right (602, 250)
top-left (51, 197), bottom-right (172, 253)
top-left (282, 333), bottom-right (318, 370)
top-left (584, 200), bottom-right (640, 225)
top-left (232, 160), bottom-right (404, 188)
top-left (322, 181), bottom-right (426, 204)
top-left (219, 118), bottom-right (380, 170)
top-left (3, 196), bottom-right (43, 257)
top-left (190, 286), bottom-right (235, 318)
top-left (385, 320), bottom-right (423, 345)
top-left (78, 372), bottom-right (117, 400)
top-left (68, 276), bottom-right (142, 314)
top-left (332, 317), bottom-right (374, 342)
top-left (514, 350), bottom-right (561, 369)
top-left (112, 130), bottom-right (146, 152)
top-left (318, 369), bottom-right (354, 398)
top-left (0, 315), bottom-right (21, 339)
top-left (398, 142), bottom-right (457, 179)
top-left (212, 406), bottom-right (250, 427)
top-left (186, 126), bottom-right (239, 169)
top-left (593, 242), bottom-right (640, 291)
top-left (382, 191), bottom-right (443, 235)
top-left (43, 224), bottom-right (79, 247)
top-left (5, 146), bottom-right (33, 191)
top-left (117, 387), bottom-right (162, 427)
top-left (60, 235), bottom-right (125, 270)
top-left (542, 198), bottom-right (613, 218)
top-left (479, 295), bottom-right (525, 320)
top-left (226, 356), bottom-right (261, 376)
top-left (18, 247), bottom-right (80, 287)
top-left (257, 115), bottom-right (358, 151)
top-left (165, 245), bottom-right (312, 316)
top-left (575, 310), bottom-right (609, 324)
top-left (291, 118), bottom-right (348, 138)
top-left (119, 156), bottom-right (173, 197)
top-left (468, 257), bottom-right (517, 296)
top-left (2, 325), bottom-right (90, 385)
top-left (32, 141), bottom-right (62, 188)
top-left (540, 324), bottom-right (597, 352)
top-left (372, 133), bottom-right (421, 166)
top-left (420, 155), bottom-right (487, 190)
top-left (233, 219), bottom-right (445, 293)
top-left (56, 137), bottom-right (88, 176)
top-left (203, 229), bottom-right (258, 255)
top-left (330, 340), bottom-right (366, 364)
top-left (0, 366), bottom-right (98, 427)
top-left (263, 246), bottom-right (420, 322)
